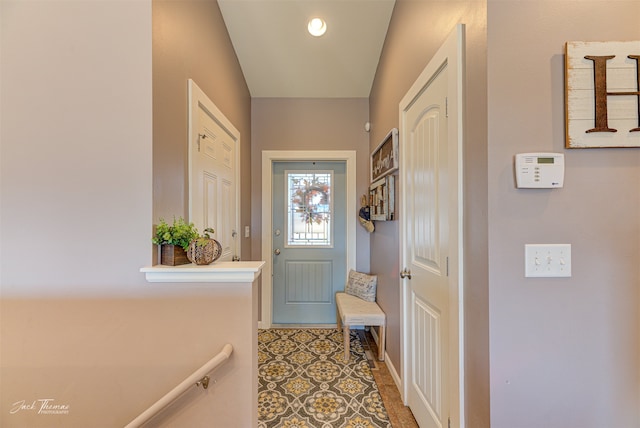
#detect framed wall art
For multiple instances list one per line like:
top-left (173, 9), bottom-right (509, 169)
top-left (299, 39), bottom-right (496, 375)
top-left (565, 40), bottom-right (640, 148)
top-left (370, 128), bottom-right (399, 181)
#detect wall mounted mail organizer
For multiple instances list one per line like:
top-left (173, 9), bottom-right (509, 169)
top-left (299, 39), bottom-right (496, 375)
top-left (369, 175), bottom-right (395, 221)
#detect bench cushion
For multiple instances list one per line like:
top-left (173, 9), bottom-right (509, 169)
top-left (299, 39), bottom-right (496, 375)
top-left (336, 292), bottom-right (385, 325)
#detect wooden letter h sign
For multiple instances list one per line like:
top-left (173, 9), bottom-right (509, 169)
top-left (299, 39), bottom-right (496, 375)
top-left (565, 41), bottom-right (640, 148)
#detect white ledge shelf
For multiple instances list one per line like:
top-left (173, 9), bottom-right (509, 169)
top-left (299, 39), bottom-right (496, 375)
top-left (140, 261), bottom-right (265, 283)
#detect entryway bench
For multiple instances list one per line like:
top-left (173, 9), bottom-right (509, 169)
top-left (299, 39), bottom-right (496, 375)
top-left (336, 292), bottom-right (386, 362)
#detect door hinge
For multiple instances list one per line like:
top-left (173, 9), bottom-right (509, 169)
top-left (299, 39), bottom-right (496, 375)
top-left (445, 97), bottom-right (448, 118)
top-left (446, 256), bottom-right (449, 277)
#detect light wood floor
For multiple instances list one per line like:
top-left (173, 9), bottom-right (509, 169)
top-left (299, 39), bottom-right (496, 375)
top-left (358, 329), bottom-right (419, 428)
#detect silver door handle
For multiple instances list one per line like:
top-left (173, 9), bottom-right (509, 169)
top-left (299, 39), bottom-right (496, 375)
top-left (400, 268), bottom-right (412, 279)
top-left (274, 249), bottom-right (281, 255)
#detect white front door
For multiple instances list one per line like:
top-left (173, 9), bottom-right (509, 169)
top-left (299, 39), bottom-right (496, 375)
top-left (188, 80), bottom-right (240, 261)
top-left (400, 25), bottom-right (464, 428)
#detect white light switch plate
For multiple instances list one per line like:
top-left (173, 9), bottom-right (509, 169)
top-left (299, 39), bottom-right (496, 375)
top-left (525, 244), bottom-right (571, 277)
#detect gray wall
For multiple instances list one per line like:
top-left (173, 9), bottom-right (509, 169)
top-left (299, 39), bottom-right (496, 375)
top-left (250, 98), bottom-right (372, 272)
top-left (371, 0), bottom-right (640, 427)
top-left (1, 0), bottom-right (153, 296)
top-left (487, 1), bottom-right (640, 427)
top-left (153, 0), bottom-right (252, 260)
top-left (1, 1), bottom-right (257, 426)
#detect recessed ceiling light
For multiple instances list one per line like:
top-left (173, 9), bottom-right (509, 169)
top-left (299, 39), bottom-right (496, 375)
top-left (307, 18), bottom-right (327, 37)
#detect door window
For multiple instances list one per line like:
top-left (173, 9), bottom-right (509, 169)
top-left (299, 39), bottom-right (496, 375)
top-left (286, 171), bottom-right (332, 247)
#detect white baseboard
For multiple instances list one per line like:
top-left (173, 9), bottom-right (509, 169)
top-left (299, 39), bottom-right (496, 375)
top-left (384, 351), bottom-right (404, 402)
top-left (370, 327), bottom-right (403, 401)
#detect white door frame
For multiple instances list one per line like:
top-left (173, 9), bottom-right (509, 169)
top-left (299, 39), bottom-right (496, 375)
top-left (399, 24), bottom-right (465, 427)
top-left (260, 150), bottom-right (357, 329)
top-left (188, 79), bottom-right (241, 258)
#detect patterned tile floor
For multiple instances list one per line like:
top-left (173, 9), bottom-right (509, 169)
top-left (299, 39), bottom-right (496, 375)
top-left (356, 330), bottom-right (418, 428)
top-left (260, 330), bottom-right (418, 428)
top-left (258, 328), bottom-right (391, 427)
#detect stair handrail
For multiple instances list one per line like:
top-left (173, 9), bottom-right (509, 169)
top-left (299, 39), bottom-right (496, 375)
top-left (124, 343), bottom-right (233, 428)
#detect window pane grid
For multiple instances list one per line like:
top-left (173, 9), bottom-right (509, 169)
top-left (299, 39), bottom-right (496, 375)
top-left (286, 171), bottom-right (332, 246)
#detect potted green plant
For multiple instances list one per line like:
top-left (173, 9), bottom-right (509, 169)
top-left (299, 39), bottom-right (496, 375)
top-left (152, 217), bottom-right (199, 266)
top-left (186, 228), bottom-right (222, 265)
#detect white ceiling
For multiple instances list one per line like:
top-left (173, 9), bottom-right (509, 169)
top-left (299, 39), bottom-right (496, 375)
top-left (218, 0), bottom-right (396, 98)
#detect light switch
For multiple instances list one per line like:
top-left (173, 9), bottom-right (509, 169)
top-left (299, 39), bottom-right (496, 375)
top-left (244, 226), bottom-right (250, 238)
top-left (525, 244), bottom-right (571, 277)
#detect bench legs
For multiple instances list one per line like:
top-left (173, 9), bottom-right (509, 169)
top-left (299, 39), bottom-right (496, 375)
top-left (377, 325), bottom-right (385, 362)
top-left (340, 323), bottom-right (385, 363)
top-left (343, 325), bottom-right (350, 362)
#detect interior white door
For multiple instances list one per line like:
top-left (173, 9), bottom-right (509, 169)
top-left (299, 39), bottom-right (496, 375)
top-left (189, 80), bottom-right (240, 261)
top-left (400, 25), bottom-right (463, 428)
